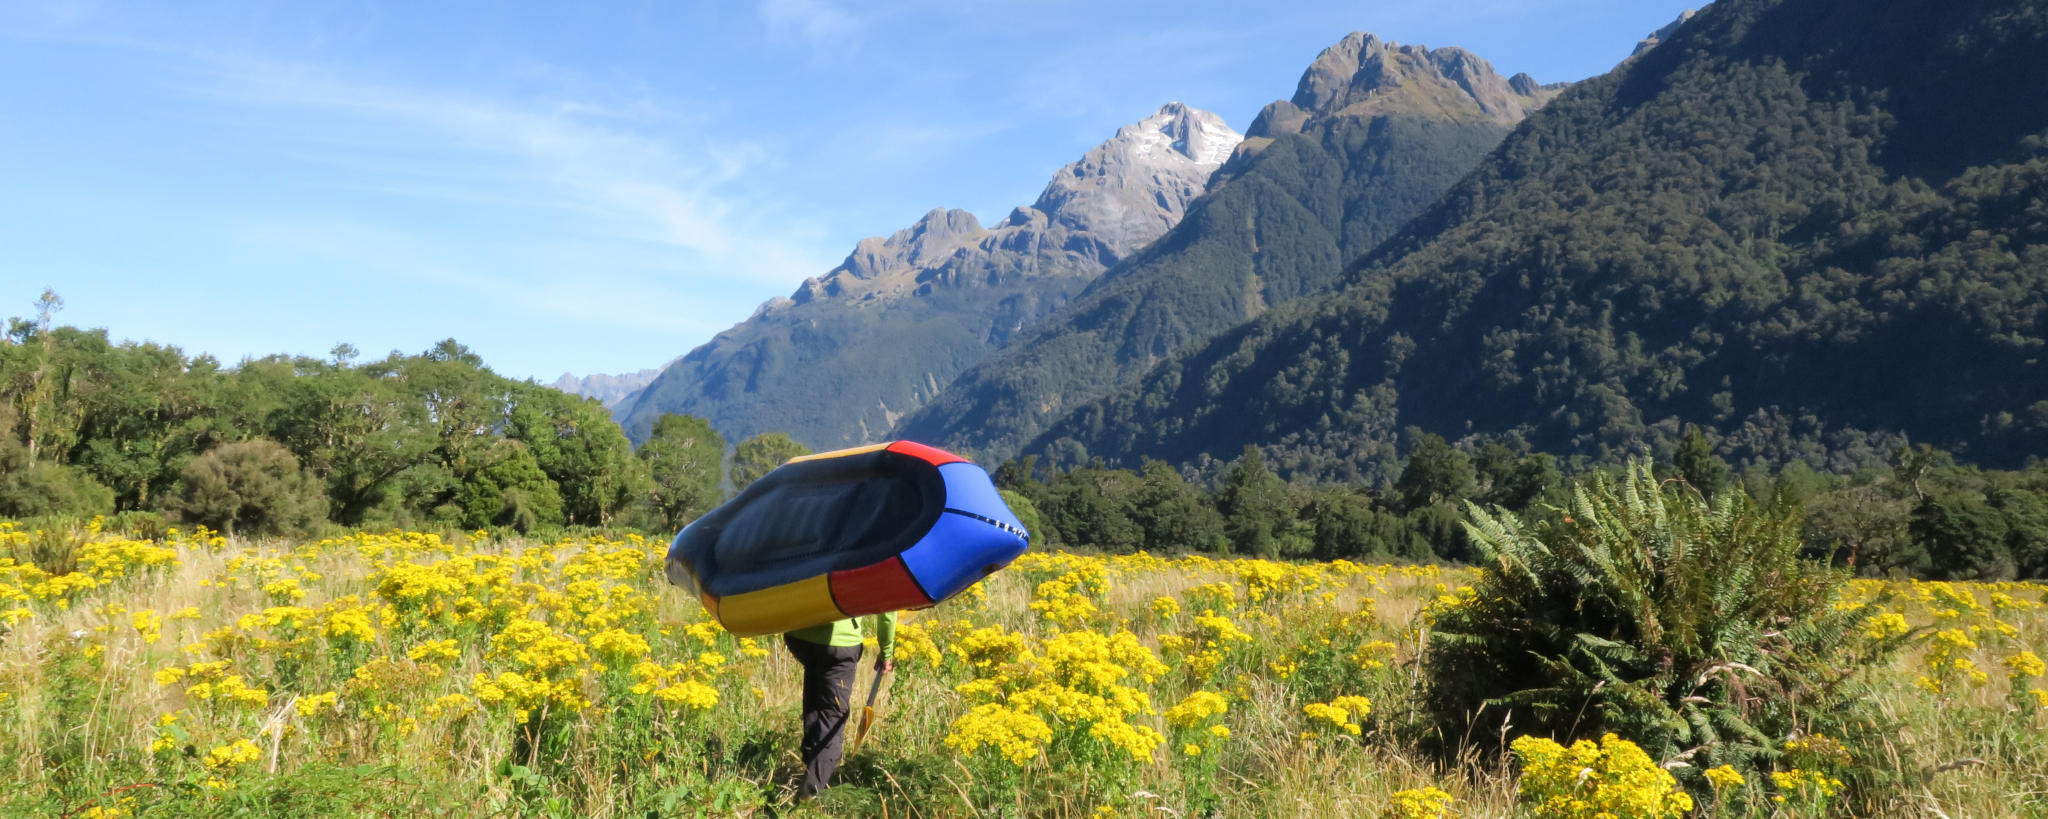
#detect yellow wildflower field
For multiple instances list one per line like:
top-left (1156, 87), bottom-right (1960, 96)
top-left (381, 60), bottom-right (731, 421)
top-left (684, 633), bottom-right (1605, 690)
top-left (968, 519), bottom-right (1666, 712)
top-left (0, 520), bottom-right (2042, 817)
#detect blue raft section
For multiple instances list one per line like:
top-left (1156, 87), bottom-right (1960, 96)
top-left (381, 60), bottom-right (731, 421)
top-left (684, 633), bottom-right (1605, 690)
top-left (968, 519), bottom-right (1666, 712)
top-left (663, 440), bottom-right (1030, 636)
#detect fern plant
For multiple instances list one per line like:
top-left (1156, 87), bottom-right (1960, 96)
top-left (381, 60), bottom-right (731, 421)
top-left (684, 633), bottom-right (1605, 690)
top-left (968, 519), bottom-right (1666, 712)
top-left (1421, 461), bottom-right (1902, 802)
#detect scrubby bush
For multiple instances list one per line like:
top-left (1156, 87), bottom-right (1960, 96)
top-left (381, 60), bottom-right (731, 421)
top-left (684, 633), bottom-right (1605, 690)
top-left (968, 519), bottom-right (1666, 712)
top-left (1423, 462), bottom-right (1899, 805)
top-left (174, 438), bottom-right (326, 536)
top-left (0, 462), bottom-right (114, 519)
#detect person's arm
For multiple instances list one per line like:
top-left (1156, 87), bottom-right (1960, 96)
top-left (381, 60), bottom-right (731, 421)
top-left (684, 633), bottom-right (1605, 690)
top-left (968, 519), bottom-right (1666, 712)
top-left (873, 611), bottom-right (898, 671)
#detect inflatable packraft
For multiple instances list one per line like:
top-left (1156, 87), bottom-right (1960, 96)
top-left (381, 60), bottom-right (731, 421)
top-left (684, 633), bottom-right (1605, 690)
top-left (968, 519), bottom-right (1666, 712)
top-left (664, 440), bottom-right (1030, 636)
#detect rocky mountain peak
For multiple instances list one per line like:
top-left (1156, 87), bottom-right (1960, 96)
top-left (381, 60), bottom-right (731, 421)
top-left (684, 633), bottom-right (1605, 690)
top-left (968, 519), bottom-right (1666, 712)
top-left (1030, 102), bottom-right (1242, 258)
top-left (1111, 101), bottom-right (1240, 166)
top-left (780, 104), bottom-right (1240, 309)
top-left (1632, 9), bottom-right (1699, 57)
top-left (1252, 31), bottom-right (1558, 140)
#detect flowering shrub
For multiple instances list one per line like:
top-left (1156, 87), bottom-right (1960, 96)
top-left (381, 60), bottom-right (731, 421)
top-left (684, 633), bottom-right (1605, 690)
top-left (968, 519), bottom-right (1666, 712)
top-left (1510, 733), bottom-right (1693, 819)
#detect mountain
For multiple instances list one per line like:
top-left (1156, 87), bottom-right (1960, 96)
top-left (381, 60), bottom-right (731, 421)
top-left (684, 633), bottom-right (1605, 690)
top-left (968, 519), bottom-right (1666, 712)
top-left (614, 104), bottom-right (1242, 447)
top-left (892, 33), bottom-right (1564, 461)
top-left (551, 363), bottom-right (671, 410)
top-left (1031, 0), bottom-right (2048, 482)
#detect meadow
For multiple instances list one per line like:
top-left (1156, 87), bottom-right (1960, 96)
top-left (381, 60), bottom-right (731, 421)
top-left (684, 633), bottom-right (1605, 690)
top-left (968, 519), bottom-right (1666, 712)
top-left (0, 517), bottom-right (2043, 818)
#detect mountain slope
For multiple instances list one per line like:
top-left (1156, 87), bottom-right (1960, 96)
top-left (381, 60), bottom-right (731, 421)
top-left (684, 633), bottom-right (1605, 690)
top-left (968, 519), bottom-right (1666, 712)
top-left (1035, 0), bottom-right (2048, 481)
top-left (893, 33), bottom-right (1562, 461)
top-left (615, 104), bottom-right (1241, 447)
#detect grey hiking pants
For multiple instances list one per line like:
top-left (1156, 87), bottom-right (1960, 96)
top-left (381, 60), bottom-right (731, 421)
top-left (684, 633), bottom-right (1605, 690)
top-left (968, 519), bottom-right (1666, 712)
top-left (784, 635), bottom-right (862, 797)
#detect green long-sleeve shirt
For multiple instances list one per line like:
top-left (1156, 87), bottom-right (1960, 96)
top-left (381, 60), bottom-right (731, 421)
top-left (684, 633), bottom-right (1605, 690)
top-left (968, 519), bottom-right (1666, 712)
top-left (786, 612), bottom-right (898, 662)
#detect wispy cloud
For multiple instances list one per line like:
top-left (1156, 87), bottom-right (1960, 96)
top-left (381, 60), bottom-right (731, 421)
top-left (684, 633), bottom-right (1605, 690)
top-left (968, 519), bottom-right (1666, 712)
top-left (756, 0), bottom-right (865, 44)
top-left (174, 52), bottom-right (828, 279)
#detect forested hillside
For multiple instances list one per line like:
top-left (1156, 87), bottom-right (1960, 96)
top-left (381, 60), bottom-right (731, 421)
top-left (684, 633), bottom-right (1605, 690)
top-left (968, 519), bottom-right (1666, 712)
top-left (1037, 0), bottom-right (2048, 485)
top-left (893, 34), bottom-right (1562, 461)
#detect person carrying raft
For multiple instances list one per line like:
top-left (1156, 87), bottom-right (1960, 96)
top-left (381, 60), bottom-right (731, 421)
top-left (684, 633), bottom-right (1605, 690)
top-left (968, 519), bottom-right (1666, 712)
top-left (784, 612), bottom-right (896, 798)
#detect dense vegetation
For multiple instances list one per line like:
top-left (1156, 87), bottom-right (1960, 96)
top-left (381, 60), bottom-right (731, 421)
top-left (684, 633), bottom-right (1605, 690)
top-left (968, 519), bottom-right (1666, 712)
top-left (1002, 428), bottom-right (2048, 582)
top-left (0, 292), bottom-right (755, 537)
top-left (1033, 0), bottom-right (2048, 489)
top-left (896, 46), bottom-right (1551, 462)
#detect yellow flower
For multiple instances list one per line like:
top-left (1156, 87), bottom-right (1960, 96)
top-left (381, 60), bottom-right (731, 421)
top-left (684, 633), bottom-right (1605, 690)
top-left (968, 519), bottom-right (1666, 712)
top-left (655, 680), bottom-right (720, 710)
top-left (1704, 764), bottom-right (1746, 790)
top-left (1510, 734), bottom-right (1692, 819)
top-left (2006, 650), bottom-right (2046, 679)
top-left (589, 628), bottom-right (650, 659)
top-left (296, 691), bottom-right (339, 717)
top-left (945, 703), bottom-right (1052, 766)
top-left (1382, 787), bottom-right (1455, 819)
top-left (203, 739), bottom-right (263, 770)
top-left (1770, 768), bottom-right (1842, 801)
top-left (1164, 691), bottom-right (1229, 728)
top-left (408, 639), bottom-right (463, 664)
top-left (1860, 611), bottom-right (1909, 641)
top-left (130, 609), bottom-right (162, 644)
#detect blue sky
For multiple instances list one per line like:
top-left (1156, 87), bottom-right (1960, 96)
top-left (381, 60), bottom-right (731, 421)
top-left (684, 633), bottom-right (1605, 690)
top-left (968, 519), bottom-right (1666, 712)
top-left (1, 0), bottom-right (1698, 382)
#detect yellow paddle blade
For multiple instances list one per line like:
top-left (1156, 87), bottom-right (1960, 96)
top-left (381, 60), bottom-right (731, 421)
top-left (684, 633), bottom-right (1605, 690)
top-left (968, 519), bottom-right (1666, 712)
top-left (854, 705), bottom-right (876, 750)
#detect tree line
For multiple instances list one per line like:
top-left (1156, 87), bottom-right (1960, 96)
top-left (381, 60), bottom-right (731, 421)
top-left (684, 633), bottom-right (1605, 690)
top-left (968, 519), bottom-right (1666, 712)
top-left (6, 291), bottom-right (2042, 579)
top-left (0, 291), bottom-right (809, 538)
top-left (1000, 427), bottom-right (2048, 581)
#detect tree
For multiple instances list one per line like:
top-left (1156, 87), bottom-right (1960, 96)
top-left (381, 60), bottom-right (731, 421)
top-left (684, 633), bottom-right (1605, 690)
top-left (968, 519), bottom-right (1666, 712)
top-left (1041, 464), bottom-right (1144, 552)
top-left (1216, 446), bottom-right (1297, 557)
top-left (639, 414), bottom-right (725, 531)
top-left (0, 405), bottom-right (114, 518)
top-left (8, 289), bottom-right (65, 466)
top-left (1473, 441), bottom-right (1560, 512)
top-left (1130, 459), bottom-right (1226, 552)
top-left (1912, 491), bottom-right (2015, 581)
top-left (731, 433), bottom-right (810, 492)
top-left (1670, 425), bottom-right (1729, 496)
top-left (508, 384), bottom-right (640, 526)
top-left (999, 489), bottom-right (1046, 547)
top-left (265, 360), bottom-right (432, 524)
top-left (174, 439), bottom-right (325, 537)
top-left (1393, 432), bottom-right (1476, 514)
top-left (1299, 486), bottom-right (1382, 561)
top-left (453, 439), bottom-right (565, 533)
top-left (1802, 482), bottom-right (1915, 573)
top-left (1993, 484), bottom-right (2048, 580)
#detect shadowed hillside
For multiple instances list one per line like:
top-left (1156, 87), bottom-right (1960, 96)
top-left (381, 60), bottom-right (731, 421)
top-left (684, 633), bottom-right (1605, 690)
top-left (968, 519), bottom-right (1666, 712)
top-left (1033, 0), bottom-right (2048, 482)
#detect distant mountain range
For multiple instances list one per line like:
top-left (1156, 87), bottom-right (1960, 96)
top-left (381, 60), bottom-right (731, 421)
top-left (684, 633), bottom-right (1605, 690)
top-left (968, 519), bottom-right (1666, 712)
top-left (612, 102), bottom-right (1243, 447)
top-left (894, 32), bottom-right (1565, 460)
top-left (551, 363), bottom-right (671, 410)
top-left (1026, 0), bottom-right (2048, 480)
